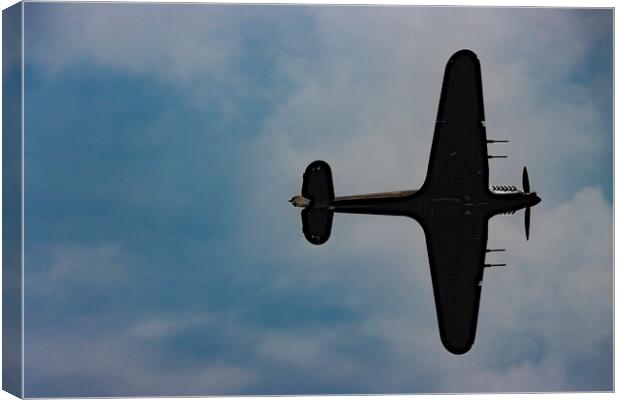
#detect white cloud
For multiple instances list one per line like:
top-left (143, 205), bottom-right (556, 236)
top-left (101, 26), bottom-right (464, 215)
top-left (248, 8), bottom-right (610, 200)
top-left (26, 323), bottom-right (256, 397)
top-left (243, 187), bottom-right (612, 393)
top-left (25, 245), bottom-right (256, 396)
top-left (26, 242), bottom-right (136, 300)
top-left (237, 7), bottom-right (612, 392)
top-left (23, 5), bottom-right (612, 394)
top-left (127, 312), bottom-right (211, 340)
top-left (26, 3), bottom-right (242, 86)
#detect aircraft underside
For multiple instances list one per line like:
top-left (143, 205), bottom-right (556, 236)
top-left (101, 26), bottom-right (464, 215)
top-left (290, 50), bottom-right (540, 354)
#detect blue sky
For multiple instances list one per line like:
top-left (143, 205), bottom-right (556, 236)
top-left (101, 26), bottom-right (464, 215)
top-left (22, 4), bottom-right (612, 396)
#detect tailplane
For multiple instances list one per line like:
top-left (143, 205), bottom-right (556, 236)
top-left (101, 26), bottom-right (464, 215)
top-left (302, 160), bottom-right (335, 204)
top-left (302, 208), bottom-right (334, 245)
top-left (298, 160), bottom-right (335, 245)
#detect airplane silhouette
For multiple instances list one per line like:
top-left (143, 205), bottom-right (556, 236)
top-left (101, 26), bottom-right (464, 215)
top-left (289, 49), bottom-right (541, 355)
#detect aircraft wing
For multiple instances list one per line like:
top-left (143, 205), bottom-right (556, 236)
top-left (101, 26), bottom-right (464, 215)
top-left (422, 209), bottom-right (488, 354)
top-left (423, 50), bottom-right (489, 198)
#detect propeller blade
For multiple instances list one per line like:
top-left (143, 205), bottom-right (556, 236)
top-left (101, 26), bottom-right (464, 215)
top-left (525, 206), bottom-right (531, 240)
top-left (523, 166), bottom-right (530, 193)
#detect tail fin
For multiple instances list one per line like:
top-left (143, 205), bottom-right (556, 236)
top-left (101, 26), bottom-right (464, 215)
top-left (301, 161), bottom-right (335, 245)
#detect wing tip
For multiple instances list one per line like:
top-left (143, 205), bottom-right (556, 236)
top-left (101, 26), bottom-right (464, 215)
top-left (442, 340), bottom-right (474, 355)
top-left (437, 310), bottom-right (478, 355)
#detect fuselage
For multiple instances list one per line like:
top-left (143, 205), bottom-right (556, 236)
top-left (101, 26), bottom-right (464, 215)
top-left (292, 187), bottom-right (540, 222)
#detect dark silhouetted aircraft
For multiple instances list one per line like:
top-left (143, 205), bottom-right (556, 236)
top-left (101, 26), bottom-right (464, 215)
top-left (289, 49), bottom-right (541, 355)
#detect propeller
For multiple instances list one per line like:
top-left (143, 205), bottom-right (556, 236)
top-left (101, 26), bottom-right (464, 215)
top-left (523, 166), bottom-right (530, 194)
top-left (525, 207), bottom-right (531, 241)
top-left (523, 166), bottom-right (531, 240)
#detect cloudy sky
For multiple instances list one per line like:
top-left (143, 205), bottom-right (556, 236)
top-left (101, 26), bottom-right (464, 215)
top-left (22, 3), bottom-right (612, 397)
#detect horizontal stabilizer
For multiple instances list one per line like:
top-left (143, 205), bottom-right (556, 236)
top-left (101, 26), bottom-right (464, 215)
top-left (302, 208), bottom-right (334, 245)
top-left (302, 160), bottom-right (334, 204)
top-left (300, 160), bottom-right (335, 245)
